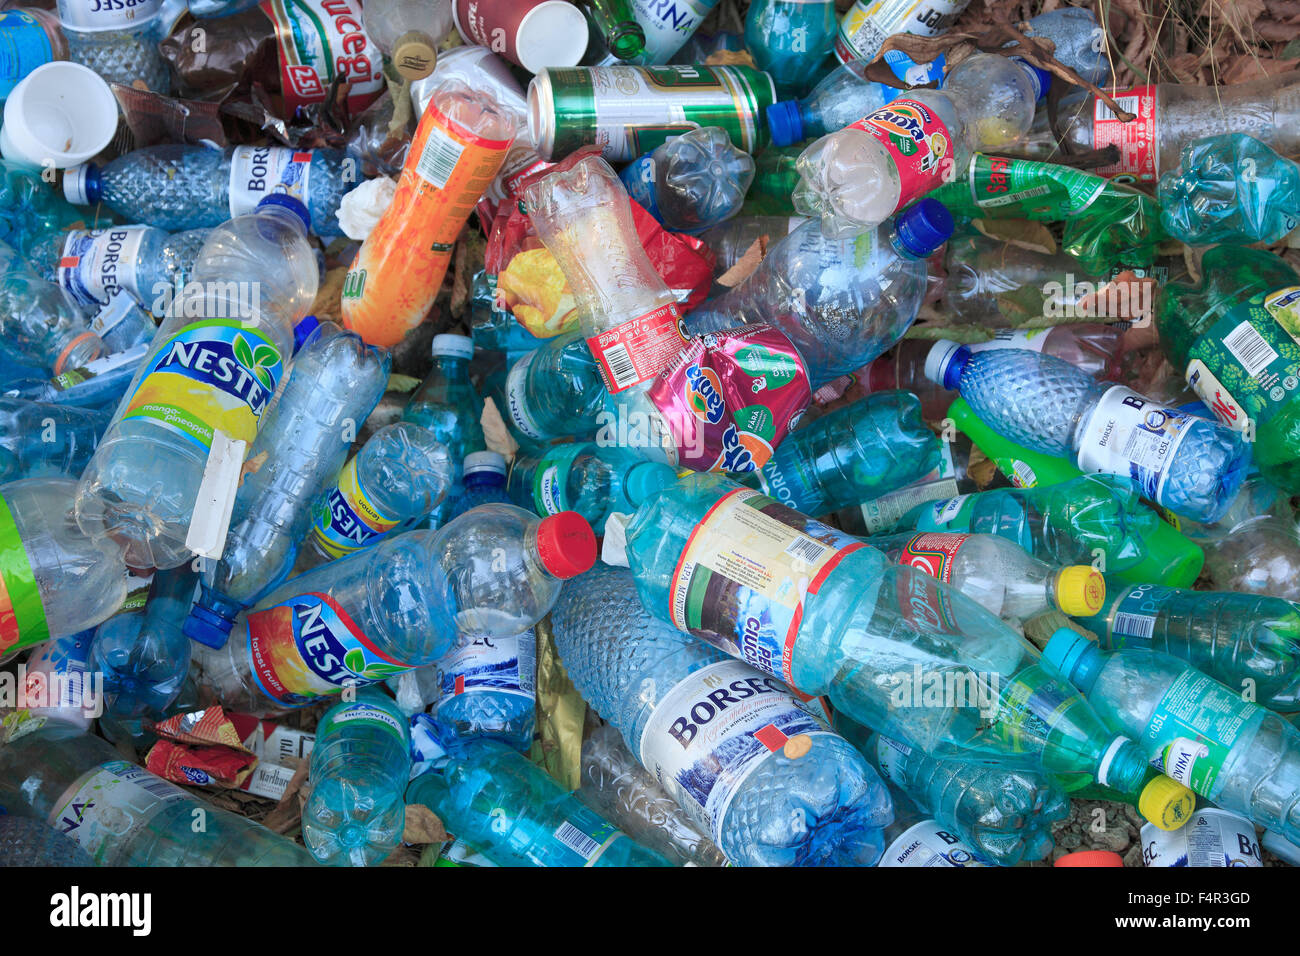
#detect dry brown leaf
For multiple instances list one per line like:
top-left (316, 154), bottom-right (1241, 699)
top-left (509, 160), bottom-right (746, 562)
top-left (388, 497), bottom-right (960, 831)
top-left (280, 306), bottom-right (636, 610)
top-left (717, 236), bottom-right (767, 288)
top-left (1222, 56), bottom-right (1299, 84)
top-left (973, 219), bottom-right (1056, 255)
top-left (239, 450), bottom-right (268, 486)
top-left (481, 395), bottom-right (519, 461)
top-left (402, 803), bottom-right (449, 845)
top-left (312, 266), bottom-right (347, 325)
top-left (1199, 0), bottom-right (1267, 42)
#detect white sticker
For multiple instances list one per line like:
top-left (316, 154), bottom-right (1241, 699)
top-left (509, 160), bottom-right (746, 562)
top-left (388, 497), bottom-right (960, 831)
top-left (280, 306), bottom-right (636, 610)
top-left (504, 351), bottom-right (545, 440)
top-left (930, 494), bottom-right (969, 526)
top-left (228, 145), bottom-right (313, 217)
top-left (1075, 386), bottom-right (1197, 501)
top-left (49, 760), bottom-right (188, 864)
top-left (185, 429), bottom-right (246, 559)
top-left (57, 227), bottom-right (148, 310)
top-left (880, 820), bottom-right (990, 867)
top-left (1142, 809), bottom-right (1262, 868)
top-left (57, 0), bottom-right (163, 32)
top-left (435, 630), bottom-right (536, 705)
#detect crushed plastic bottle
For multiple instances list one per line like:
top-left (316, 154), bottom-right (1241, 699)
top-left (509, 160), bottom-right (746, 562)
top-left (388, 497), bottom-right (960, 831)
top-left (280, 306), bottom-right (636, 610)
top-left (620, 126), bottom-right (756, 234)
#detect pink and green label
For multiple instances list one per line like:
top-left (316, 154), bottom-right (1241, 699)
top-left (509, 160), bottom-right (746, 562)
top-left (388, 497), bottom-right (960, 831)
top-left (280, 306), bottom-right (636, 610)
top-left (849, 98), bottom-right (953, 213)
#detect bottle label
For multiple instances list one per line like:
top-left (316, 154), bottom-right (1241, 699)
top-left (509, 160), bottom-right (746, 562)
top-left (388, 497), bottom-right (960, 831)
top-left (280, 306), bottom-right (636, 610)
top-left (619, 155), bottom-right (661, 223)
top-left (669, 487), bottom-right (863, 684)
top-left (1074, 385), bottom-right (1196, 502)
top-left (835, 0), bottom-right (969, 63)
top-left (246, 592), bottom-right (409, 706)
top-left (1146, 670), bottom-right (1264, 795)
top-left (549, 803), bottom-right (625, 866)
top-left (629, 0), bottom-right (716, 64)
top-left (993, 672), bottom-right (1079, 758)
top-left (56, 227), bottom-right (148, 311)
top-left (0, 491), bottom-right (47, 656)
top-left (260, 0), bottom-right (384, 116)
top-left (916, 493), bottom-right (973, 531)
top-left (121, 320), bottom-right (283, 452)
top-left (874, 733), bottom-right (912, 785)
top-left (638, 658), bottom-right (832, 847)
top-left (504, 350), bottom-right (546, 440)
top-left (891, 560), bottom-right (964, 640)
top-left (435, 837), bottom-right (497, 867)
top-left (309, 456), bottom-right (401, 559)
top-left (952, 153), bottom-right (1106, 218)
top-left (1185, 286), bottom-right (1300, 434)
top-left (880, 819), bottom-right (990, 867)
top-left (1106, 582), bottom-right (1175, 646)
top-left (315, 700), bottom-right (408, 744)
top-left (848, 98), bottom-right (953, 215)
top-left (586, 302), bottom-right (688, 395)
top-left (896, 532), bottom-right (969, 583)
top-left (91, 291), bottom-right (147, 340)
top-left (1090, 86), bottom-right (1158, 183)
top-left (435, 630), bottom-right (536, 705)
top-left (1141, 809), bottom-right (1262, 868)
top-left (0, 11), bottom-right (53, 97)
top-left (52, 341), bottom-right (148, 392)
top-left (49, 760), bottom-right (187, 864)
top-left (529, 444), bottom-right (586, 517)
top-left (967, 327), bottom-right (1052, 353)
top-left (57, 0), bottom-right (163, 32)
top-left (228, 145), bottom-right (313, 218)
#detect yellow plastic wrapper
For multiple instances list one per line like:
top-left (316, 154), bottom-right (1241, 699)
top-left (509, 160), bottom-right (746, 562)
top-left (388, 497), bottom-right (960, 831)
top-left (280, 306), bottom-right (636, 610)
top-left (496, 247), bottom-right (579, 338)
top-left (528, 616), bottom-right (586, 790)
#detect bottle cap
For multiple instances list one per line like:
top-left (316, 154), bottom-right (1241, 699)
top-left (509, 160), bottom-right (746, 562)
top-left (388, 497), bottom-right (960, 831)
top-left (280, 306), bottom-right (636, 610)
top-left (1055, 850), bottom-right (1124, 867)
top-left (766, 100), bottom-right (805, 148)
top-left (1138, 775), bottom-right (1196, 832)
top-left (63, 162), bottom-right (98, 204)
top-left (923, 339), bottom-right (969, 390)
top-left (1054, 565), bottom-right (1106, 616)
top-left (535, 511), bottom-right (596, 579)
top-left (392, 30), bottom-right (438, 82)
top-left (257, 193), bottom-right (312, 231)
top-left (182, 603), bottom-right (236, 649)
top-left (463, 451), bottom-right (507, 476)
top-left (1042, 627), bottom-right (1101, 689)
top-left (292, 315), bottom-right (321, 354)
top-left (894, 198), bottom-right (954, 259)
top-left (623, 462), bottom-right (676, 508)
top-left (432, 334), bottom-right (474, 360)
top-left (514, 1), bottom-right (589, 74)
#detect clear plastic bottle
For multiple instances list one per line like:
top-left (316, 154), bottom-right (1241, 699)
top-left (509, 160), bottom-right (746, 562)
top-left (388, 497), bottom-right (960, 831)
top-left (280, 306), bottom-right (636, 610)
top-left (553, 563), bottom-right (893, 867)
top-left (834, 0), bottom-right (971, 64)
top-left (698, 215), bottom-right (804, 274)
top-left (503, 329), bottom-right (605, 443)
top-left (0, 397), bottom-right (107, 482)
top-left (446, 452), bottom-right (509, 522)
top-left (6, 628), bottom-right (96, 730)
top-left (405, 738), bottom-right (673, 866)
top-left (1204, 515), bottom-right (1300, 603)
top-left (302, 688), bottom-right (412, 867)
top-left (431, 628), bottom-right (535, 752)
top-left (926, 342), bottom-right (1251, 525)
top-left (63, 145), bottom-right (359, 236)
top-left (0, 722), bottom-right (317, 865)
top-left (507, 442), bottom-right (675, 528)
top-left (684, 206), bottom-right (952, 387)
top-left (74, 196), bottom-right (319, 570)
top-left (628, 0), bottom-right (718, 64)
top-left (745, 0), bottom-right (836, 99)
top-left (55, 0), bottom-right (169, 93)
top-left (1043, 629), bottom-right (1300, 845)
top-left (184, 322), bottom-right (391, 646)
top-left (191, 505), bottom-right (596, 716)
top-left (0, 239), bottom-right (103, 381)
top-left (0, 157), bottom-right (83, 257)
top-left (0, 815), bottom-right (93, 866)
top-left (619, 126), bottom-right (756, 235)
top-left (362, 0), bottom-right (454, 82)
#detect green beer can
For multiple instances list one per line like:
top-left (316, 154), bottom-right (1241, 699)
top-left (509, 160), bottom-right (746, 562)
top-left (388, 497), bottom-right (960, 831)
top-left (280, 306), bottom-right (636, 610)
top-left (527, 64), bottom-right (776, 163)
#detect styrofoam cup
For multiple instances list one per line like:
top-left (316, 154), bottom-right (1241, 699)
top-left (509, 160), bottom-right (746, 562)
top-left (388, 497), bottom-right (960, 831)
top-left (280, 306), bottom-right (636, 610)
top-left (0, 61), bottom-right (118, 170)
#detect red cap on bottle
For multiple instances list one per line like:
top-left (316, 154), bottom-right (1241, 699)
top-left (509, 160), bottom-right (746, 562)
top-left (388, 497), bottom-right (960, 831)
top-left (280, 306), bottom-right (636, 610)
top-left (536, 512), bottom-right (597, 579)
top-left (1054, 850), bottom-right (1125, 867)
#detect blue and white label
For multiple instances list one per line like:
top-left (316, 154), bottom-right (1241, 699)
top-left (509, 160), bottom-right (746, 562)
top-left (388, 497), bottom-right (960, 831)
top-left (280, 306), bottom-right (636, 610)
top-left (57, 0), bottom-right (163, 31)
top-left (880, 819), bottom-right (990, 867)
top-left (1106, 582), bottom-right (1175, 645)
top-left (228, 145), bottom-right (313, 217)
top-left (435, 630), bottom-right (536, 705)
top-left (1076, 385), bottom-right (1196, 502)
top-left (49, 760), bottom-right (187, 864)
top-left (1141, 809), bottom-right (1262, 868)
top-left (630, 0), bottom-right (715, 62)
top-left (56, 227), bottom-right (148, 311)
top-left (504, 350), bottom-right (545, 440)
top-left (619, 154), bottom-right (661, 222)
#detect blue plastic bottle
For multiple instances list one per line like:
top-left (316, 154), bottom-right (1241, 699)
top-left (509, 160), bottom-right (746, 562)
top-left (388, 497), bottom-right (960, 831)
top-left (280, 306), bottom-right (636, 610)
top-left (0, 397), bottom-right (107, 481)
top-left (745, 0), bottom-right (836, 98)
top-left (553, 563), bottom-right (893, 866)
top-left (507, 441), bottom-right (675, 527)
top-left (619, 126), bottom-right (756, 234)
top-left (446, 452), bottom-right (508, 522)
top-left (432, 628), bottom-right (536, 752)
top-left (503, 330), bottom-right (605, 444)
top-left (925, 342), bottom-right (1251, 525)
top-left (56, 0), bottom-right (170, 92)
top-left (302, 688), bottom-right (412, 866)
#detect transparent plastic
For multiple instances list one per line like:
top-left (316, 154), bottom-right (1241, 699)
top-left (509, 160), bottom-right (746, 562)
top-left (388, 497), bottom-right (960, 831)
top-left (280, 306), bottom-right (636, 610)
top-left (622, 126), bottom-right (756, 234)
top-left (0, 239), bottom-right (103, 379)
top-left (503, 330), bottom-right (604, 442)
top-left (745, 0), bottom-right (836, 98)
top-left (0, 397), bottom-right (107, 482)
top-left (362, 0), bottom-right (454, 81)
top-left (432, 629), bottom-right (536, 752)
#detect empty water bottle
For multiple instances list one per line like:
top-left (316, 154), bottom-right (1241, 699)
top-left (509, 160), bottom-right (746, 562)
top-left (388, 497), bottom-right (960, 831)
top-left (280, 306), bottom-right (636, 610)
top-left (0, 815), bottom-right (94, 866)
top-left (446, 453), bottom-right (509, 521)
top-left (503, 330), bottom-right (605, 444)
top-left (745, 0), bottom-right (836, 98)
top-left (55, 0), bottom-right (169, 92)
top-left (619, 126), bottom-right (756, 234)
top-left (0, 239), bottom-right (103, 382)
top-left (0, 397), bottom-right (107, 481)
top-left (431, 629), bottom-right (535, 752)
top-left (507, 441), bottom-right (674, 526)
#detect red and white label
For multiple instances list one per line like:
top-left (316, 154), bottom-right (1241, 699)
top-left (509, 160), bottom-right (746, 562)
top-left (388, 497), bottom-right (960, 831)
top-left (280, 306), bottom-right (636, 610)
top-left (898, 532), bottom-right (969, 583)
top-left (850, 98), bottom-right (954, 213)
top-left (1091, 86), bottom-right (1158, 183)
top-left (586, 302), bottom-right (687, 394)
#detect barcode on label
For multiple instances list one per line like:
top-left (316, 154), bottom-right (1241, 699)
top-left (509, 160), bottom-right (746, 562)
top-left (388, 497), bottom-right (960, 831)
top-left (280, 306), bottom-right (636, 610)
top-left (554, 820), bottom-right (600, 860)
top-left (601, 343), bottom-right (639, 390)
top-left (415, 126), bottom-right (466, 190)
top-left (783, 536), bottom-right (828, 565)
top-left (1223, 320), bottom-right (1278, 377)
top-left (140, 776), bottom-right (184, 799)
top-left (1113, 612), bottom-right (1156, 641)
top-left (1095, 95), bottom-right (1139, 122)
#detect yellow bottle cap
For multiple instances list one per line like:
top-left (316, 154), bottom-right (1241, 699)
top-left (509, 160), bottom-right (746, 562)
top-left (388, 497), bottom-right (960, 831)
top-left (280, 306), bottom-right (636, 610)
top-left (392, 31), bottom-right (438, 82)
top-left (1138, 775), bottom-right (1196, 831)
top-left (1055, 565), bottom-right (1106, 616)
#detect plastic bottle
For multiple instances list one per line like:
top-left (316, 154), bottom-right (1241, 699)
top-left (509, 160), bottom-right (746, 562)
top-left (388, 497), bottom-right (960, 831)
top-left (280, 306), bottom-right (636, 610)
top-left (507, 442), bottom-right (675, 527)
top-left (750, 391), bottom-right (939, 516)
top-left (0, 157), bottom-right (83, 257)
top-left (745, 0), bottom-right (835, 98)
top-left (362, 0), bottom-right (453, 82)
top-left (4, 628), bottom-right (96, 731)
top-left (0, 815), bottom-right (94, 866)
top-left (683, 205), bottom-right (954, 388)
top-left (402, 334), bottom-right (486, 523)
top-left (865, 325), bottom-right (1124, 421)
top-left (792, 53), bottom-right (1052, 236)
top-left (342, 82), bottom-right (516, 348)
top-left (612, 471), bottom-right (1150, 787)
top-left (698, 215), bottom-right (804, 274)
top-left (1043, 628), bottom-right (1300, 845)
top-left (0, 397), bottom-right (107, 482)
top-left (0, 239), bottom-right (103, 382)
top-left (184, 322), bottom-right (391, 646)
top-left (406, 738), bottom-right (673, 866)
top-left (503, 329), bottom-right (605, 444)
top-left (1204, 516), bottom-right (1300, 603)
top-left (0, 722), bottom-right (317, 864)
top-left (74, 196), bottom-right (319, 570)
top-left (1072, 583), bottom-right (1300, 714)
top-left (926, 342), bottom-right (1251, 525)
top-left (1142, 805), bottom-right (1263, 867)
top-left (834, 0), bottom-right (972, 64)
top-left (0, 9), bottom-right (67, 102)
top-left (431, 628), bottom-right (535, 752)
top-left (301, 422), bottom-right (453, 569)
top-left (62, 144), bottom-right (359, 236)
top-left (876, 798), bottom-right (993, 867)
top-left (1064, 768), bottom-right (1196, 834)
top-left (578, 722), bottom-right (728, 867)
top-left (627, 0), bottom-right (718, 63)
top-left (553, 563), bottom-right (893, 866)
top-left (191, 505), bottom-right (596, 716)
top-left (55, 0), bottom-right (169, 93)
top-left (619, 126), bottom-right (756, 235)
top-left (302, 689), bottom-right (412, 867)
top-left (446, 452), bottom-right (509, 522)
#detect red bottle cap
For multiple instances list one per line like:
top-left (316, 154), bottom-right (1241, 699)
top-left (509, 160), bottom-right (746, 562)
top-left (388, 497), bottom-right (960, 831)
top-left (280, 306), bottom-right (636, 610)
top-left (536, 512), bottom-right (597, 579)
top-left (1054, 850), bottom-right (1125, 867)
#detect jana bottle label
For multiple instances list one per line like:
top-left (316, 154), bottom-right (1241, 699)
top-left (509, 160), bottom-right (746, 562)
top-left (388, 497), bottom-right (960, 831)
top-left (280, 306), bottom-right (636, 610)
top-left (1141, 809), bottom-right (1262, 868)
top-left (121, 320), bottom-right (283, 452)
top-left (1090, 86), bottom-right (1158, 183)
top-left (880, 820), bottom-right (989, 867)
top-left (639, 658), bottom-right (832, 847)
top-left (228, 145), bottom-right (313, 218)
top-left (50, 760), bottom-right (187, 865)
top-left (56, 226), bottom-right (148, 311)
top-left (670, 487), bottom-right (863, 684)
top-left (309, 456), bottom-right (401, 559)
top-left (1145, 669), bottom-right (1263, 796)
top-left (896, 532), bottom-right (969, 583)
top-left (246, 592), bottom-right (409, 706)
top-left (316, 700), bottom-right (408, 744)
top-left (260, 0), bottom-right (383, 115)
top-left (0, 492), bottom-right (48, 656)
top-left (848, 98), bottom-right (953, 214)
top-left (0, 11), bottom-right (53, 96)
top-left (1075, 386), bottom-right (1196, 502)
top-left (435, 631), bottom-right (536, 705)
top-left (1106, 582), bottom-right (1175, 646)
top-left (504, 350), bottom-right (546, 440)
top-left (58, 0), bottom-right (162, 32)
top-left (586, 302), bottom-right (688, 395)
top-left (835, 0), bottom-right (969, 63)
top-left (1185, 286), bottom-right (1300, 434)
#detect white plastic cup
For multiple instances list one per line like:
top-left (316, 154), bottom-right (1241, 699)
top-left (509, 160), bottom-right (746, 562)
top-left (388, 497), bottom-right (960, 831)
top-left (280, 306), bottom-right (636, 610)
top-left (0, 61), bottom-right (118, 171)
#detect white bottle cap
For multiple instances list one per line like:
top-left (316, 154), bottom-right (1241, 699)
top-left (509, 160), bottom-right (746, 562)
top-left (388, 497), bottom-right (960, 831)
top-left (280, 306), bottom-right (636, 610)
top-left (63, 163), bottom-right (91, 205)
top-left (515, 2), bottom-right (588, 75)
top-left (431, 334), bottom-right (474, 359)
top-left (924, 339), bottom-right (965, 386)
top-left (0, 62), bottom-right (118, 172)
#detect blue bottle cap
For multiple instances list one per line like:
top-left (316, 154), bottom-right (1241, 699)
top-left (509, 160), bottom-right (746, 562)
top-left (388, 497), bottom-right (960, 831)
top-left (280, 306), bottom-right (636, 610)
top-left (1042, 627), bottom-right (1103, 693)
top-left (292, 314), bottom-right (321, 353)
top-left (623, 461), bottom-right (676, 508)
top-left (1027, 64), bottom-right (1053, 100)
top-left (894, 198), bottom-right (954, 259)
top-left (256, 193), bottom-right (312, 231)
top-left (183, 602), bottom-right (236, 649)
top-left (766, 100), bottom-right (805, 148)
